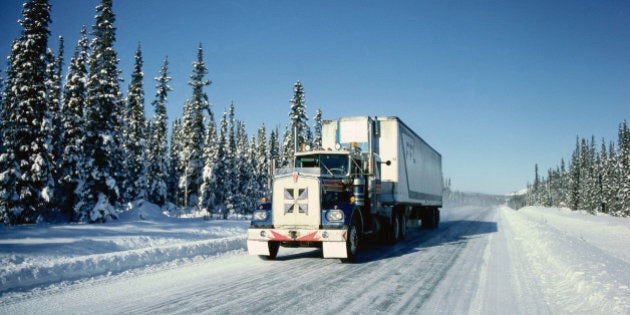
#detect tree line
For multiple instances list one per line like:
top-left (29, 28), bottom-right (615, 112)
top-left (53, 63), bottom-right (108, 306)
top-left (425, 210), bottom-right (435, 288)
top-left (523, 121), bottom-right (630, 217)
top-left (0, 0), bottom-right (321, 224)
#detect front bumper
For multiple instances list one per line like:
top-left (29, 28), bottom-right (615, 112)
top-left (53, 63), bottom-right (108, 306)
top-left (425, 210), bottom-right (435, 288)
top-left (247, 227), bottom-right (349, 258)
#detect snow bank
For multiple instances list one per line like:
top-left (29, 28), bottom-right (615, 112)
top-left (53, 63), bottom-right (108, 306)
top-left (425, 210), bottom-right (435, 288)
top-left (0, 202), bottom-right (249, 294)
top-left (504, 206), bottom-right (630, 313)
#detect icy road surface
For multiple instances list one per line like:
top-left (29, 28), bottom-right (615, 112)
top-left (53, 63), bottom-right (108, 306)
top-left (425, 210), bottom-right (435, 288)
top-left (1, 204), bottom-right (629, 314)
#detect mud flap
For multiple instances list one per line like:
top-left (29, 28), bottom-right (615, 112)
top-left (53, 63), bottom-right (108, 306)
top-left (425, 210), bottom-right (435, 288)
top-left (322, 242), bottom-right (348, 258)
top-left (247, 240), bottom-right (270, 256)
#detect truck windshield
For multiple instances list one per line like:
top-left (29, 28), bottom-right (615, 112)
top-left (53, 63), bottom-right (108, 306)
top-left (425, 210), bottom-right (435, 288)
top-left (296, 154), bottom-right (349, 176)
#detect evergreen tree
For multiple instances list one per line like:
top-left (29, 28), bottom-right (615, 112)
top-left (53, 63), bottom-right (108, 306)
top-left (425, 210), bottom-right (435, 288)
top-left (618, 121), bottom-right (630, 215)
top-left (168, 119), bottom-right (183, 205)
top-left (607, 141), bottom-right (622, 215)
top-left (235, 120), bottom-right (254, 214)
top-left (214, 111), bottom-right (229, 218)
top-left (269, 127), bottom-right (280, 171)
top-left (199, 107), bottom-right (218, 213)
top-left (313, 109), bottom-right (323, 149)
top-left (0, 70), bottom-right (5, 154)
top-left (256, 124), bottom-right (269, 197)
top-left (578, 137), bottom-right (595, 211)
top-left (147, 57), bottom-right (171, 206)
top-left (45, 36), bottom-right (63, 178)
top-left (122, 44), bottom-right (147, 202)
top-left (568, 138), bottom-right (581, 210)
top-left (533, 164), bottom-right (541, 205)
top-left (180, 44), bottom-right (210, 208)
top-left (80, 0), bottom-right (124, 222)
top-left (558, 159), bottom-right (568, 207)
top-left (288, 80), bottom-right (309, 152)
top-left (223, 104), bottom-right (238, 217)
top-left (281, 124), bottom-right (293, 167)
top-left (59, 26), bottom-right (89, 219)
top-left (246, 134), bottom-right (261, 210)
top-left (0, 0), bottom-right (54, 224)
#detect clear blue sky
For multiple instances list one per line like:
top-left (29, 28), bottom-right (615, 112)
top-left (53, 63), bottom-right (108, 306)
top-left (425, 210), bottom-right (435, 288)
top-left (1, 0), bottom-right (628, 195)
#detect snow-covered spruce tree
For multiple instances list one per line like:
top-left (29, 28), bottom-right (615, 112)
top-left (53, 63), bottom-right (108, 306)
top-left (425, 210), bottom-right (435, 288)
top-left (558, 158), bottom-right (568, 207)
top-left (245, 134), bottom-right (261, 211)
top-left (235, 121), bottom-right (255, 214)
top-left (290, 81), bottom-right (309, 145)
top-left (146, 57), bottom-right (171, 206)
top-left (618, 121), bottom-right (630, 216)
top-left (213, 110), bottom-right (229, 218)
top-left (280, 125), bottom-right (293, 167)
top-left (256, 124), bottom-right (269, 196)
top-left (597, 141), bottom-right (610, 213)
top-left (0, 70), bottom-right (5, 154)
top-left (198, 105), bottom-right (217, 214)
top-left (283, 80), bottom-right (310, 166)
top-left (168, 119), bottom-right (183, 205)
top-left (568, 138), bottom-right (581, 211)
top-left (605, 141), bottom-right (621, 215)
top-left (179, 44), bottom-right (210, 209)
top-left (45, 36), bottom-right (63, 180)
top-left (578, 137), bottom-right (595, 212)
top-left (79, 0), bottom-right (124, 222)
top-left (122, 44), bottom-right (147, 203)
top-left (269, 127), bottom-right (280, 171)
top-left (532, 164), bottom-right (541, 205)
top-left (0, 0), bottom-right (54, 224)
top-left (58, 26), bottom-right (89, 219)
top-left (313, 109), bottom-right (322, 149)
top-left (223, 104), bottom-right (238, 217)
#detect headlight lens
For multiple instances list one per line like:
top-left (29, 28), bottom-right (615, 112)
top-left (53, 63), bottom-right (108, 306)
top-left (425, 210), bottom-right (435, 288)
top-left (326, 209), bottom-right (344, 222)
top-left (253, 210), bottom-right (268, 221)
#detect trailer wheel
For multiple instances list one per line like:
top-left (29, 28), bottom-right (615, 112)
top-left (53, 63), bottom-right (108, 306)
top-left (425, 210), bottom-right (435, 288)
top-left (387, 213), bottom-right (401, 244)
top-left (259, 241), bottom-right (279, 260)
top-left (399, 212), bottom-right (407, 240)
top-left (341, 218), bottom-right (360, 263)
top-left (421, 208), bottom-right (434, 230)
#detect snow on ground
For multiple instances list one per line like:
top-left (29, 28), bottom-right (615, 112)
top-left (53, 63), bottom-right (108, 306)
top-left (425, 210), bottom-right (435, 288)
top-left (497, 206), bottom-right (630, 313)
top-left (0, 202), bottom-right (249, 295)
top-left (0, 203), bottom-right (628, 314)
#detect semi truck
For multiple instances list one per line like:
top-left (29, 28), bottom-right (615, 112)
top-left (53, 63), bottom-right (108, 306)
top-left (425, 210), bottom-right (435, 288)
top-left (247, 116), bottom-right (443, 262)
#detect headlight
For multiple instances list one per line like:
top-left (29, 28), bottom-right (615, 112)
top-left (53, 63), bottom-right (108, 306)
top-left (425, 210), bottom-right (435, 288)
top-left (326, 209), bottom-right (344, 222)
top-left (253, 210), bottom-right (268, 221)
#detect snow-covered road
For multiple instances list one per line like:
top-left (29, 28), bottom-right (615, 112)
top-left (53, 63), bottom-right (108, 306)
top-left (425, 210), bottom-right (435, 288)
top-left (1, 204), bottom-right (628, 314)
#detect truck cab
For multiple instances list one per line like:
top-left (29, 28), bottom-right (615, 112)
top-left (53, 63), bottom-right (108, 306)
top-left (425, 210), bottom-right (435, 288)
top-left (247, 148), bottom-right (371, 262)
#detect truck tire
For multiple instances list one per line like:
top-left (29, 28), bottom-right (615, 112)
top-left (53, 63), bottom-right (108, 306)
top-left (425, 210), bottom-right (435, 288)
top-left (398, 212), bottom-right (407, 240)
top-left (259, 241), bottom-right (279, 260)
top-left (386, 214), bottom-right (400, 244)
top-left (341, 218), bottom-right (360, 263)
top-left (421, 208), bottom-right (435, 230)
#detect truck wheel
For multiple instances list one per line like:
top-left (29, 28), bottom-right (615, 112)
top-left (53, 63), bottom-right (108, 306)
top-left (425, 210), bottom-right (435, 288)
top-left (341, 218), bottom-right (360, 263)
top-left (259, 242), bottom-right (279, 260)
top-left (387, 214), bottom-right (400, 244)
top-left (399, 212), bottom-right (407, 240)
top-left (421, 208), bottom-right (434, 230)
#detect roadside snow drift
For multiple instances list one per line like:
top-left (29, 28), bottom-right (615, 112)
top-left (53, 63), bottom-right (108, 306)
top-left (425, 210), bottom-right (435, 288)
top-left (0, 203), bottom-right (249, 294)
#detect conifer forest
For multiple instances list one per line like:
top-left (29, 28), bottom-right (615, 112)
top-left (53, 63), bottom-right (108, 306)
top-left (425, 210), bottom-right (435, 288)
top-left (0, 0), bottom-right (322, 224)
